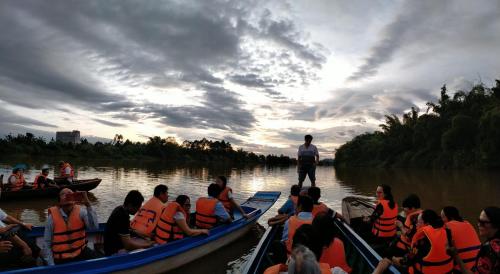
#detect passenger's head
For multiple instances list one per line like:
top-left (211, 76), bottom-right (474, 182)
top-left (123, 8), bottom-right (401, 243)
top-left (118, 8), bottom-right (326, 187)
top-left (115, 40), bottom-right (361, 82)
top-left (123, 190), bottom-right (144, 215)
top-left (478, 206), bottom-right (500, 239)
top-left (41, 165), bottom-right (50, 176)
top-left (215, 176), bottom-right (227, 188)
top-left (376, 184), bottom-right (395, 209)
top-left (419, 209), bottom-right (444, 229)
top-left (312, 212), bottom-right (337, 249)
top-left (290, 185), bottom-right (301, 197)
top-left (208, 183), bottom-right (222, 198)
top-left (12, 167), bottom-right (21, 175)
top-left (176, 195), bottom-right (191, 213)
top-left (154, 184), bottom-right (168, 203)
top-left (297, 195), bottom-right (313, 213)
top-left (58, 188), bottom-right (75, 211)
top-left (58, 161), bottom-right (65, 167)
top-left (441, 206), bottom-right (463, 223)
top-left (402, 194), bottom-right (421, 215)
top-left (307, 187), bottom-right (321, 203)
top-left (304, 135), bottom-right (313, 145)
top-left (288, 245), bottom-right (321, 274)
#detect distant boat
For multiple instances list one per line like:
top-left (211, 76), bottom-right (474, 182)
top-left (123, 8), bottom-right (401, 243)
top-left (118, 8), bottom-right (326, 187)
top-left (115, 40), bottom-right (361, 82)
top-left (3, 191), bottom-right (280, 274)
top-left (0, 177), bottom-right (101, 201)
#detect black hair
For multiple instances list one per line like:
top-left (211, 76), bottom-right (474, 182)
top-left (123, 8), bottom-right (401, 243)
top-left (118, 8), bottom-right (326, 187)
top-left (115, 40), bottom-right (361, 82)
top-left (124, 190), bottom-right (144, 208)
top-left (307, 187), bottom-right (321, 203)
top-left (421, 209), bottom-right (444, 228)
top-left (217, 176), bottom-right (227, 188)
top-left (483, 206), bottom-right (500, 238)
top-left (176, 195), bottom-right (190, 206)
top-left (208, 183), bottom-right (222, 197)
top-left (304, 135), bottom-right (313, 141)
top-left (290, 185), bottom-right (301, 196)
top-left (154, 184), bottom-right (168, 197)
top-left (402, 194), bottom-right (421, 209)
top-left (380, 184), bottom-right (396, 209)
top-left (297, 195), bottom-right (313, 212)
top-left (442, 206), bottom-right (463, 222)
top-left (292, 224), bottom-right (322, 260)
top-left (312, 212), bottom-right (337, 249)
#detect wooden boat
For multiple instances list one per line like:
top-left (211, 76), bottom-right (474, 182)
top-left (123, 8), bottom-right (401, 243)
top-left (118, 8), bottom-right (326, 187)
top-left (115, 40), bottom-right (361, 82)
top-left (3, 191), bottom-right (280, 274)
top-left (0, 178), bottom-right (101, 201)
top-left (243, 217), bottom-right (401, 274)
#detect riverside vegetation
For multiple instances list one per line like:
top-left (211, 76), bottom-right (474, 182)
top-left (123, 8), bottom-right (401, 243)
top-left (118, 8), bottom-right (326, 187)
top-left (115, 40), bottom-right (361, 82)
top-left (334, 80), bottom-right (500, 169)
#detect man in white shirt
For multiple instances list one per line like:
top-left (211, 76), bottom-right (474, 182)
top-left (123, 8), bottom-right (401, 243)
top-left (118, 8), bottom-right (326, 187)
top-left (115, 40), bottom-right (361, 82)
top-left (297, 135), bottom-right (319, 188)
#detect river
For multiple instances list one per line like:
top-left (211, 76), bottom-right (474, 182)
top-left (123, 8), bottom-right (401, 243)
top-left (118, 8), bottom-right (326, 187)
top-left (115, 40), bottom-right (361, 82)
top-left (1, 163), bottom-right (499, 273)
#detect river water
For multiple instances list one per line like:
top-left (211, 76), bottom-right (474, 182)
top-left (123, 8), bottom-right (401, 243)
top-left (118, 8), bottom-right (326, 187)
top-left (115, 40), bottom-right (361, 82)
top-left (1, 163), bottom-right (499, 273)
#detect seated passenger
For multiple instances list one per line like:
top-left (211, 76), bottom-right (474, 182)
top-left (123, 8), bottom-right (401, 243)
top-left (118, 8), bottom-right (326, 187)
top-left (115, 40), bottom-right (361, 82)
top-left (58, 161), bottom-right (75, 184)
top-left (215, 176), bottom-right (249, 219)
top-left (308, 186), bottom-right (344, 220)
top-left (43, 188), bottom-right (99, 265)
top-left (282, 195), bottom-right (314, 253)
top-left (392, 209), bottom-right (454, 274)
top-left (130, 184), bottom-right (168, 239)
top-left (155, 195), bottom-right (209, 244)
top-left (364, 185), bottom-right (398, 246)
top-left (267, 184), bottom-right (301, 226)
top-left (441, 206), bottom-right (481, 272)
top-left (195, 184), bottom-right (232, 229)
top-left (312, 213), bottom-right (352, 273)
top-left (33, 165), bottom-right (56, 189)
top-left (394, 194), bottom-right (422, 256)
top-left (0, 208), bottom-right (38, 268)
top-left (7, 167), bottom-right (27, 191)
top-left (104, 190), bottom-right (154, 256)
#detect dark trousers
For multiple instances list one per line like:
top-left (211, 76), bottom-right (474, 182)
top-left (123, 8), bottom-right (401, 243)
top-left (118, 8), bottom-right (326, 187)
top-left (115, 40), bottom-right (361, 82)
top-left (54, 247), bottom-right (100, 265)
top-left (298, 165), bottom-right (316, 188)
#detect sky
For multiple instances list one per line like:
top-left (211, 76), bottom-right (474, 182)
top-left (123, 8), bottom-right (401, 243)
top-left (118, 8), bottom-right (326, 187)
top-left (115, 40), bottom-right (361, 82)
top-left (1, 0), bottom-right (499, 158)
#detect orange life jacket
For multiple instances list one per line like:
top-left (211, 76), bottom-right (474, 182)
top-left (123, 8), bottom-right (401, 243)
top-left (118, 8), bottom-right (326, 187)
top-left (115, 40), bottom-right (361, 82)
top-left (218, 186), bottom-right (233, 212)
top-left (130, 197), bottom-right (164, 237)
top-left (8, 173), bottom-right (25, 191)
top-left (312, 202), bottom-right (329, 217)
top-left (286, 215), bottom-right (313, 253)
top-left (49, 205), bottom-right (86, 261)
top-left (195, 197), bottom-right (218, 229)
top-left (410, 225), bottom-right (454, 274)
top-left (264, 263), bottom-right (331, 274)
top-left (33, 173), bottom-right (48, 189)
top-left (372, 199), bottom-right (398, 238)
top-left (59, 163), bottom-right (75, 178)
top-left (319, 237), bottom-right (352, 273)
top-left (445, 220), bottom-right (481, 271)
top-left (396, 209), bottom-right (423, 251)
top-left (155, 202), bottom-right (187, 244)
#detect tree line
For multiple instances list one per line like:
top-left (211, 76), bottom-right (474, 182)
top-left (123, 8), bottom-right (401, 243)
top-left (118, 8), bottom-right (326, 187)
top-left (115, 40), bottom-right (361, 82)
top-left (0, 134), bottom-right (296, 166)
top-left (334, 80), bottom-right (500, 169)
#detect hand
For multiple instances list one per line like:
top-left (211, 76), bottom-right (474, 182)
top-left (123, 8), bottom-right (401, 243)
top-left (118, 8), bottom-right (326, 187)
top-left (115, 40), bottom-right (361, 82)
top-left (395, 220), bottom-right (403, 229)
top-left (201, 229), bottom-right (209, 235)
top-left (0, 241), bottom-right (13, 253)
top-left (0, 224), bottom-right (17, 233)
top-left (22, 223), bottom-right (33, 230)
top-left (363, 216), bottom-right (370, 223)
top-left (391, 257), bottom-right (403, 267)
top-left (243, 213), bottom-right (250, 219)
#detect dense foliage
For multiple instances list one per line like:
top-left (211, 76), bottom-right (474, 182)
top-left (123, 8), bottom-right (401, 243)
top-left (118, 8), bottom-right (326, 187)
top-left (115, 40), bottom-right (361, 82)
top-left (334, 80), bottom-right (500, 169)
top-left (0, 134), bottom-right (296, 166)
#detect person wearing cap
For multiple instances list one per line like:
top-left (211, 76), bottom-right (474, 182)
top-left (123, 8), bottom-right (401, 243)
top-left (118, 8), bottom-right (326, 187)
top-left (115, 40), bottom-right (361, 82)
top-left (7, 167), bottom-right (27, 191)
top-left (33, 165), bottom-right (55, 189)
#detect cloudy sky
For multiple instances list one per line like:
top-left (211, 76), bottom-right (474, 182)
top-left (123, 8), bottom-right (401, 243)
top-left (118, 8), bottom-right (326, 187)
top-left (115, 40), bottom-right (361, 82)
top-left (1, 0), bottom-right (499, 157)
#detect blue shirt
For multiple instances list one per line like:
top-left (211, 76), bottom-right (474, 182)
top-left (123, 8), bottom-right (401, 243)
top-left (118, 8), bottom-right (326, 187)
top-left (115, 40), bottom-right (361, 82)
top-left (43, 205), bottom-right (98, 265)
top-left (281, 212), bottom-right (313, 242)
top-left (209, 196), bottom-right (231, 222)
top-left (278, 197), bottom-right (295, 216)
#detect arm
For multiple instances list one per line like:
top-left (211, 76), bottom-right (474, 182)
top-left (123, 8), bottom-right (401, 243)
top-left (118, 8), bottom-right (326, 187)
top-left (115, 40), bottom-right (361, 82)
top-left (80, 193), bottom-right (99, 230)
top-left (230, 198), bottom-right (249, 218)
top-left (43, 216), bottom-right (55, 266)
top-left (315, 146), bottom-right (319, 164)
top-left (120, 234), bottom-right (153, 251)
top-left (176, 218), bottom-right (209, 237)
top-left (281, 220), bottom-right (289, 242)
top-left (373, 258), bottom-right (392, 274)
top-left (4, 215), bottom-right (33, 230)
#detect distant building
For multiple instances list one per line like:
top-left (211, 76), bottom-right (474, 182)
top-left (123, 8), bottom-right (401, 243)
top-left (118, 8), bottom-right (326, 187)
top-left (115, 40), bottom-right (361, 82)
top-left (56, 130), bottom-right (81, 144)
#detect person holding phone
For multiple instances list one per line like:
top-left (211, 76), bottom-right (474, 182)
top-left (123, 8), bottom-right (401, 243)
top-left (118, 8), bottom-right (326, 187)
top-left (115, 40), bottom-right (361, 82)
top-left (0, 208), bottom-right (38, 268)
top-left (43, 188), bottom-right (99, 265)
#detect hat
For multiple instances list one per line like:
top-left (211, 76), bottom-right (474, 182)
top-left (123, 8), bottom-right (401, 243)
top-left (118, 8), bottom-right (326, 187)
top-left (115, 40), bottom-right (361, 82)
top-left (41, 164), bottom-right (50, 171)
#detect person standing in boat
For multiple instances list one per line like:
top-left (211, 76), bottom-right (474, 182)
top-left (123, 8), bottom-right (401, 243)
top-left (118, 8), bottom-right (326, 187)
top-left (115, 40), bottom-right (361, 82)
top-left (6, 167), bottom-right (27, 191)
top-left (297, 134), bottom-right (319, 188)
top-left (215, 176), bottom-right (249, 219)
top-left (43, 188), bottom-right (99, 265)
top-left (104, 190), bottom-right (154, 256)
top-left (130, 184), bottom-right (168, 239)
top-left (58, 161), bottom-right (75, 184)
